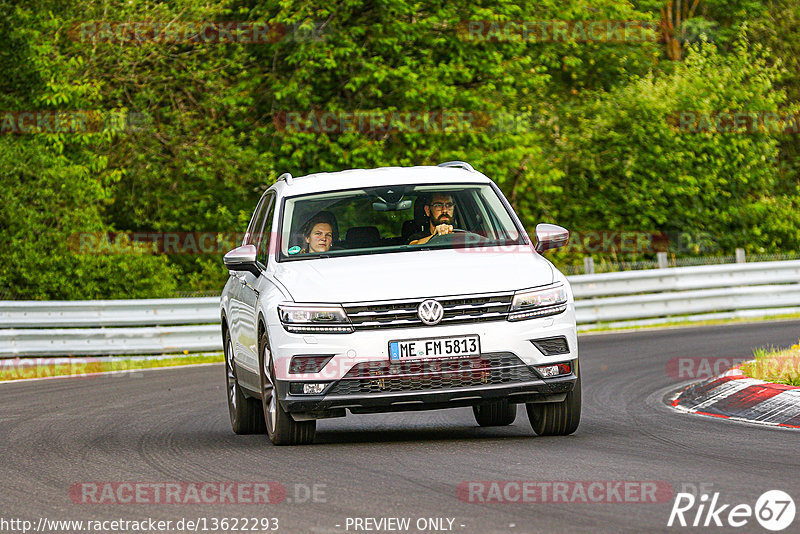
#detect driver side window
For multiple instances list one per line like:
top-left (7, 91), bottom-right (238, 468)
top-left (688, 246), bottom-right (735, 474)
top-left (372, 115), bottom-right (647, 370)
top-left (244, 195), bottom-right (268, 247)
top-left (256, 194), bottom-right (275, 266)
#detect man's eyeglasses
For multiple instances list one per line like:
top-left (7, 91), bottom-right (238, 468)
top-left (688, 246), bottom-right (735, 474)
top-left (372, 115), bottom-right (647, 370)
top-left (430, 202), bottom-right (455, 210)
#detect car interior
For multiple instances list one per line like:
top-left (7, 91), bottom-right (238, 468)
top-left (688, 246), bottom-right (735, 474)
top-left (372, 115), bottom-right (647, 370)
top-left (286, 187), bottom-right (509, 254)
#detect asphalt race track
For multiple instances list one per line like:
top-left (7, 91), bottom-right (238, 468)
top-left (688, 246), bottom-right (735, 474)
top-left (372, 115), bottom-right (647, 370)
top-left (2, 320), bottom-right (799, 533)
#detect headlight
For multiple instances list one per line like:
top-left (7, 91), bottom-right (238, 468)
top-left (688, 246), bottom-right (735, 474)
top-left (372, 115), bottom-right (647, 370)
top-left (508, 284), bottom-right (568, 321)
top-left (278, 305), bottom-right (353, 333)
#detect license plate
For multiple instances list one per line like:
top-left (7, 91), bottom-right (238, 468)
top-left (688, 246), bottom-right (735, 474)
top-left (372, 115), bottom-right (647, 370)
top-left (389, 335), bottom-right (480, 361)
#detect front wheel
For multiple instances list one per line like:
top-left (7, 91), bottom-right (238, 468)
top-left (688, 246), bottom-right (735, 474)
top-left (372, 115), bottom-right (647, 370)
top-left (472, 399), bottom-right (517, 426)
top-left (260, 332), bottom-right (316, 445)
top-left (526, 363), bottom-right (581, 436)
top-left (224, 331), bottom-right (266, 434)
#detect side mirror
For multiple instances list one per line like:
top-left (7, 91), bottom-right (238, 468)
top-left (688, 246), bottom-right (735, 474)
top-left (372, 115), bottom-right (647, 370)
top-left (223, 244), bottom-right (261, 276)
top-left (535, 223), bottom-right (569, 253)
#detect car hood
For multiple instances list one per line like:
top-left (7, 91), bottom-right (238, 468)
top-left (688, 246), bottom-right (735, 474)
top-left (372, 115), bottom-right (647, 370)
top-left (274, 248), bottom-right (554, 303)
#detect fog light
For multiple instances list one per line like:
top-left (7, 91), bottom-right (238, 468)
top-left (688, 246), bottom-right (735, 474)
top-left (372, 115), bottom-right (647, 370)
top-left (534, 362), bottom-right (572, 378)
top-left (289, 382), bottom-right (329, 395)
top-left (304, 383), bottom-right (327, 394)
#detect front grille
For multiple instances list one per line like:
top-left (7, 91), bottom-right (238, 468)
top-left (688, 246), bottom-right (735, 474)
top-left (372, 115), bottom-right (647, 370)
top-left (343, 292), bottom-right (513, 330)
top-left (531, 336), bottom-right (570, 356)
top-left (326, 352), bottom-right (538, 395)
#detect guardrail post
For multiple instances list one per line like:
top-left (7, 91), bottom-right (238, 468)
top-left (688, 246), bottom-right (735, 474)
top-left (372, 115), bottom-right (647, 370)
top-left (583, 256), bottom-right (595, 274)
top-left (657, 251), bottom-right (668, 269)
top-left (735, 248), bottom-right (746, 263)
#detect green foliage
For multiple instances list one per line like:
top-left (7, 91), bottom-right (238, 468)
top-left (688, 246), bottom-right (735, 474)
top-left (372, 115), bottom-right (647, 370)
top-left (749, 0), bottom-right (800, 193)
top-left (0, 0), bottom-right (798, 299)
top-left (0, 137), bottom-right (181, 299)
top-left (545, 39), bottom-right (798, 260)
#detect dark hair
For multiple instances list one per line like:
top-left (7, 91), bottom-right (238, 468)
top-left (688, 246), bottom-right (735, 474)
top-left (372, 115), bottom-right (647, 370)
top-left (425, 192), bottom-right (455, 206)
top-left (302, 211), bottom-right (336, 239)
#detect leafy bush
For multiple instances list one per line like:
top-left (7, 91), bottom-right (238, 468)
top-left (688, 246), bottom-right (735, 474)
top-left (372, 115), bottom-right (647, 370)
top-left (1, 0), bottom-right (799, 299)
top-left (545, 39), bottom-right (799, 258)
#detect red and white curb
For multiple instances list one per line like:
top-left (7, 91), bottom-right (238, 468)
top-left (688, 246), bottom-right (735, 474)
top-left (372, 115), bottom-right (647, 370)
top-left (671, 367), bottom-right (800, 429)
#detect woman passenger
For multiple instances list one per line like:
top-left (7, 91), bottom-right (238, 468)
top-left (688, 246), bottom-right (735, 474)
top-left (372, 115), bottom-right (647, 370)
top-left (301, 212), bottom-right (335, 253)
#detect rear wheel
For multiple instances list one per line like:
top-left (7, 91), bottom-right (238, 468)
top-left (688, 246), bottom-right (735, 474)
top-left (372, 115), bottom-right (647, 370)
top-left (224, 331), bottom-right (265, 434)
top-left (526, 363), bottom-right (581, 436)
top-left (472, 399), bottom-right (517, 426)
top-left (260, 331), bottom-right (316, 445)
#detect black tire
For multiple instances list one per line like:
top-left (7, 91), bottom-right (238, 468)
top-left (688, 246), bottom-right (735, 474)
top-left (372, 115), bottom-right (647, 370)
top-left (260, 331), bottom-right (316, 445)
top-left (224, 330), bottom-right (266, 434)
top-left (472, 399), bottom-right (517, 426)
top-left (526, 362), bottom-right (581, 436)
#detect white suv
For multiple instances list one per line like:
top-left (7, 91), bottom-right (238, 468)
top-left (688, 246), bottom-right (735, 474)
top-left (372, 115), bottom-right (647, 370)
top-left (221, 162), bottom-right (579, 445)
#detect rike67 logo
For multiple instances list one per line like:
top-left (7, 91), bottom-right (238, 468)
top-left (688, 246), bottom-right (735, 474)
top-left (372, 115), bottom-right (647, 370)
top-left (668, 490), bottom-right (796, 531)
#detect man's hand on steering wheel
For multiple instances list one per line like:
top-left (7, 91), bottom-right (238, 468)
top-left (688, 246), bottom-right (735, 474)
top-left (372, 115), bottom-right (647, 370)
top-left (433, 223), bottom-right (454, 236)
top-left (426, 227), bottom-right (477, 244)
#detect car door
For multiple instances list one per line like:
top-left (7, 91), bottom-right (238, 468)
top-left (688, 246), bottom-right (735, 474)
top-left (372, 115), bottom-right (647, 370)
top-left (230, 193), bottom-right (270, 375)
top-left (236, 192), bottom-right (276, 386)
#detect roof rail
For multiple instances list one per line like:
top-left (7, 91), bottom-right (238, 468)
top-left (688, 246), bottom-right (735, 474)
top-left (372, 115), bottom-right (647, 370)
top-left (278, 172), bottom-right (293, 185)
top-left (437, 161), bottom-right (475, 172)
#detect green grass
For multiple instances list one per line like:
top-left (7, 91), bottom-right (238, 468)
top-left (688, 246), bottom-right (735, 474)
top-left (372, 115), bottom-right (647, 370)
top-left (0, 353), bottom-right (223, 382)
top-left (740, 341), bottom-right (800, 386)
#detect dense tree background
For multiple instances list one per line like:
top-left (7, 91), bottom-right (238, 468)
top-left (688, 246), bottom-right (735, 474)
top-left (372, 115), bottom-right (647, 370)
top-left (1, 0), bottom-right (798, 298)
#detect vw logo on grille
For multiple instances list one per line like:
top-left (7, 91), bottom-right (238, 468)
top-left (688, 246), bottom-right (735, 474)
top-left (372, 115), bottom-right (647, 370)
top-left (417, 299), bottom-right (444, 325)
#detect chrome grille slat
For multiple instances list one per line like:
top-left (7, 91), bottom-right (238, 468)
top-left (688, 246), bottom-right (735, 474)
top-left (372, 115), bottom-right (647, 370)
top-left (356, 318), bottom-right (420, 328)
top-left (344, 292), bottom-right (513, 330)
top-left (347, 308), bottom-right (418, 317)
top-left (443, 301), bottom-right (509, 311)
top-left (442, 312), bottom-right (507, 321)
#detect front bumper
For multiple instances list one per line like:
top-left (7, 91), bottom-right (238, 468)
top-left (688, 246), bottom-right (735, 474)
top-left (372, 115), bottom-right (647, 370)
top-left (276, 355), bottom-right (577, 417)
top-left (268, 302), bottom-right (579, 381)
top-left (268, 300), bottom-right (579, 419)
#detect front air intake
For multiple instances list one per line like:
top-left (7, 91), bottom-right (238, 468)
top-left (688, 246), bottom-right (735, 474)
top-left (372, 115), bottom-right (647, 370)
top-left (531, 336), bottom-right (570, 356)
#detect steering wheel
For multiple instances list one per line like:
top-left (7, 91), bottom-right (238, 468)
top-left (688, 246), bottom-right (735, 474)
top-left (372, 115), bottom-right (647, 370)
top-left (426, 229), bottom-right (488, 245)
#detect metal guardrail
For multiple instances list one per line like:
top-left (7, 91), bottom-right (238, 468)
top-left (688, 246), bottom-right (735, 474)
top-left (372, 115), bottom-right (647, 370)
top-left (574, 284), bottom-right (800, 324)
top-left (1, 260), bottom-right (798, 357)
top-left (0, 325), bottom-right (220, 356)
top-left (0, 298), bottom-right (219, 328)
top-left (569, 260), bottom-right (800, 298)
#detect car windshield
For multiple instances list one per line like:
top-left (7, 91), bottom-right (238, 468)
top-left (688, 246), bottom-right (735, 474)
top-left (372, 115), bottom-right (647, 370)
top-left (278, 183), bottom-right (525, 260)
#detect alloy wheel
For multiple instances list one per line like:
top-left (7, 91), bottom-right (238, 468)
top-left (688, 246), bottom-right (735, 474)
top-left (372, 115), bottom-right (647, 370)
top-left (225, 338), bottom-right (237, 412)
top-left (262, 344), bottom-right (277, 432)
